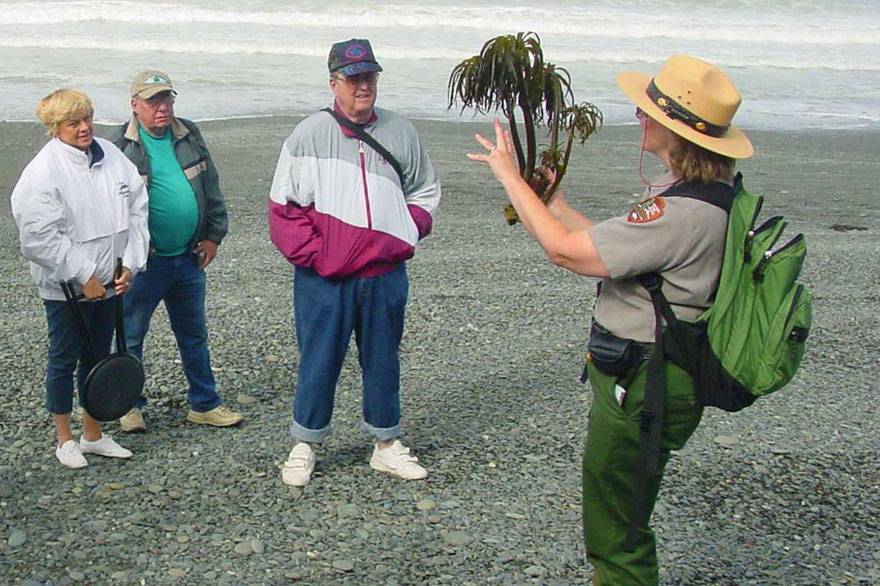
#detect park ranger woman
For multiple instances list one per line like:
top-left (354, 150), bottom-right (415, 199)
top-left (468, 55), bottom-right (753, 585)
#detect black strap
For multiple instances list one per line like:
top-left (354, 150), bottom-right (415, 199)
top-left (112, 258), bottom-right (129, 353)
top-left (61, 280), bottom-right (97, 365)
top-left (59, 258), bottom-right (128, 360)
top-left (646, 80), bottom-right (729, 138)
top-left (623, 176), bottom-right (740, 549)
top-left (321, 108), bottom-right (406, 188)
top-left (660, 179), bottom-right (736, 213)
top-left (625, 273), bottom-right (678, 551)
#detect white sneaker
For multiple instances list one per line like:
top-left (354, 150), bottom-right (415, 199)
top-left (369, 439), bottom-right (427, 480)
top-left (79, 434), bottom-right (133, 459)
top-left (56, 440), bottom-right (88, 469)
top-left (281, 442), bottom-right (316, 486)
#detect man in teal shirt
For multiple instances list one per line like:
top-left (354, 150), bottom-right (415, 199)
top-left (111, 70), bottom-right (242, 431)
top-left (137, 127), bottom-right (199, 257)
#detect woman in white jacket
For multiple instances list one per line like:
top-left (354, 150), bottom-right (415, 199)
top-left (11, 89), bottom-right (149, 468)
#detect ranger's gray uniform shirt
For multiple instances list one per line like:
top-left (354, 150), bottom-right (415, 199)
top-left (588, 178), bottom-right (728, 343)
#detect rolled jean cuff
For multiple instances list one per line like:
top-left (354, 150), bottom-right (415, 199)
top-left (360, 420), bottom-right (400, 442)
top-left (45, 395), bottom-right (76, 415)
top-left (290, 418), bottom-right (331, 443)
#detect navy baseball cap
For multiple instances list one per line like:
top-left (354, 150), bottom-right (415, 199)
top-left (328, 39), bottom-right (383, 76)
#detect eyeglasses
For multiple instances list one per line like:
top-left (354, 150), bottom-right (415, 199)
top-left (333, 72), bottom-right (379, 87)
top-left (140, 93), bottom-right (175, 109)
top-left (635, 107), bottom-right (647, 121)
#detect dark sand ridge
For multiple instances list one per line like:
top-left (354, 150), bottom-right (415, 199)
top-left (0, 118), bottom-right (877, 584)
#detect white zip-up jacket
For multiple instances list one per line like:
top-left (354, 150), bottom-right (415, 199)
top-left (11, 137), bottom-right (150, 301)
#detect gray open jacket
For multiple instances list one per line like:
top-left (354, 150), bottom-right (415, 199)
top-left (109, 116), bottom-right (228, 252)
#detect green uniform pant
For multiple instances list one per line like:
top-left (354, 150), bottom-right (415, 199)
top-left (583, 361), bottom-right (703, 585)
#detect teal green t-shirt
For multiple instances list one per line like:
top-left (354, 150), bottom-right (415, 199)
top-left (139, 126), bottom-right (199, 256)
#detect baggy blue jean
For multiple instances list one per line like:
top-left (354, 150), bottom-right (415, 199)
top-left (44, 298), bottom-right (116, 414)
top-left (123, 253), bottom-right (222, 413)
top-left (290, 265), bottom-right (408, 443)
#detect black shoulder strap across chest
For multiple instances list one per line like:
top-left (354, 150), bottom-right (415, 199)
top-left (321, 108), bottom-right (406, 189)
top-left (659, 173), bottom-right (740, 214)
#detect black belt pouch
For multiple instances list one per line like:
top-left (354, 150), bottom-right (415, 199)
top-left (588, 320), bottom-right (641, 376)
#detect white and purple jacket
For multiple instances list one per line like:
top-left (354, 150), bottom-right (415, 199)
top-left (269, 105), bottom-right (441, 279)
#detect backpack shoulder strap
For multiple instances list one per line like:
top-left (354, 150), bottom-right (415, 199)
top-left (624, 175), bottom-right (744, 549)
top-left (321, 108), bottom-right (407, 189)
top-left (624, 272), bottom-right (678, 550)
top-left (660, 174), bottom-right (739, 213)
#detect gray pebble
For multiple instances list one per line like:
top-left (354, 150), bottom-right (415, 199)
top-left (237, 393), bottom-right (257, 405)
top-left (524, 565), bottom-right (547, 578)
top-left (443, 531), bottom-right (472, 546)
top-left (251, 538), bottom-right (265, 554)
top-left (8, 528), bottom-right (26, 548)
top-left (337, 503), bottom-right (359, 519)
top-left (713, 435), bottom-right (739, 448)
top-left (333, 559), bottom-right (354, 572)
top-left (109, 533), bottom-right (127, 543)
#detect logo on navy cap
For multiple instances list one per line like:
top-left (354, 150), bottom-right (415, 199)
top-left (344, 45), bottom-right (366, 60)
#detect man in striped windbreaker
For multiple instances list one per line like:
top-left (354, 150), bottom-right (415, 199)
top-left (269, 39), bottom-right (441, 486)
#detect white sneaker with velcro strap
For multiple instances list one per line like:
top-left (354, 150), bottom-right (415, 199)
top-left (281, 442), bottom-right (316, 487)
top-left (369, 439), bottom-right (427, 480)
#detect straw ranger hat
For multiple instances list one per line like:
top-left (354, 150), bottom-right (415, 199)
top-left (618, 55), bottom-right (753, 159)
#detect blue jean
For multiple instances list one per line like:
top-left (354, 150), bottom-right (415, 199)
top-left (44, 298), bottom-right (116, 414)
top-left (291, 265), bottom-right (408, 443)
top-left (123, 253), bottom-right (221, 412)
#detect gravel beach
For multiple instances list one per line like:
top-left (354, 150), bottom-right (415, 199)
top-left (0, 117), bottom-right (878, 585)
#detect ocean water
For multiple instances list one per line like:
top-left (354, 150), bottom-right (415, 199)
top-left (0, 0), bottom-right (878, 130)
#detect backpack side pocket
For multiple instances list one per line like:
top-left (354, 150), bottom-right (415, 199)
top-left (754, 284), bottom-right (811, 396)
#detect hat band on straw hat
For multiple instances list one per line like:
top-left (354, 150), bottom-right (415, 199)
top-left (646, 80), bottom-right (729, 138)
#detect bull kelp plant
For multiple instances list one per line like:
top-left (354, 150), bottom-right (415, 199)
top-left (449, 32), bottom-right (602, 224)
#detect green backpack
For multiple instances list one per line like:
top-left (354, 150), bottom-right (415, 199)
top-left (640, 172), bottom-right (812, 412)
top-left (626, 173), bottom-right (812, 550)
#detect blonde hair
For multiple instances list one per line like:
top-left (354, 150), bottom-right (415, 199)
top-left (669, 134), bottom-right (736, 184)
top-left (35, 88), bottom-right (94, 137)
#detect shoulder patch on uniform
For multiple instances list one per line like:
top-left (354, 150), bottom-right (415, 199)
top-left (627, 196), bottom-right (666, 224)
